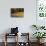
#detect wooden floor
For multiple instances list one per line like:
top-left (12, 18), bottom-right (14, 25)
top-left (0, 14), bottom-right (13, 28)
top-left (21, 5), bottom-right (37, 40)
top-left (0, 42), bottom-right (46, 46)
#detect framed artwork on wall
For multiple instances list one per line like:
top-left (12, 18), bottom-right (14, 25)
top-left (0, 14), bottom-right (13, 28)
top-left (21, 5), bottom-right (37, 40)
top-left (37, 0), bottom-right (46, 18)
top-left (36, 0), bottom-right (46, 27)
top-left (11, 8), bottom-right (24, 17)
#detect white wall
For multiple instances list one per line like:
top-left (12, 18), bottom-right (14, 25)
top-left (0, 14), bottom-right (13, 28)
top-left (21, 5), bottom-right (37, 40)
top-left (0, 0), bottom-right (36, 42)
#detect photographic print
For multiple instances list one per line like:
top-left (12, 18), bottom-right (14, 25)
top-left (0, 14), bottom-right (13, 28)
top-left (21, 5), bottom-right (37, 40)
top-left (11, 8), bottom-right (24, 17)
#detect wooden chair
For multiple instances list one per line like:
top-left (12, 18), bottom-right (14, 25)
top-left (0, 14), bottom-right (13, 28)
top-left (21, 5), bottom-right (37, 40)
top-left (4, 33), bottom-right (18, 46)
top-left (20, 33), bottom-right (30, 46)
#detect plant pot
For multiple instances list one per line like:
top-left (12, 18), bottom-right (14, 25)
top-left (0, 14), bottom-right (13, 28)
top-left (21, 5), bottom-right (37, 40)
top-left (37, 39), bottom-right (45, 44)
top-left (37, 39), bottom-right (40, 43)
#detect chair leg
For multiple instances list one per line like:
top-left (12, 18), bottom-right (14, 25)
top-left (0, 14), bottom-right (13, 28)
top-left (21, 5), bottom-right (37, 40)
top-left (4, 41), bottom-right (7, 46)
top-left (4, 33), bottom-right (7, 46)
top-left (16, 34), bottom-right (18, 46)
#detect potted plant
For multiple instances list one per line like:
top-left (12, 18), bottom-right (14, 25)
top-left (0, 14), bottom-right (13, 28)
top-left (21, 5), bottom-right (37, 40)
top-left (32, 25), bottom-right (39, 30)
top-left (40, 26), bottom-right (45, 29)
top-left (33, 32), bottom-right (46, 43)
top-left (32, 24), bottom-right (45, 30)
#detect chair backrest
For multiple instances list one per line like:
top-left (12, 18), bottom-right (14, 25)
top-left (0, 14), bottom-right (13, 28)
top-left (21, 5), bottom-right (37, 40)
top-left (11, 27), bottom-right (18, 34)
